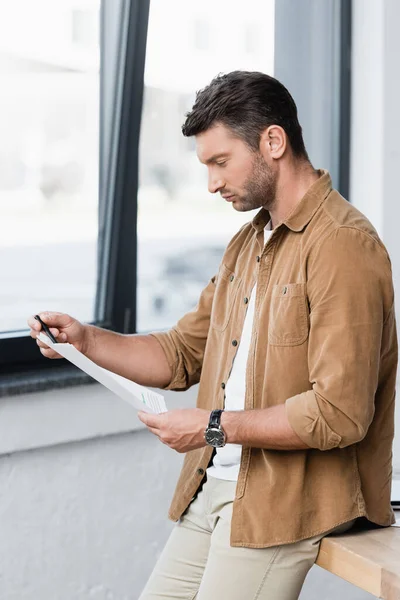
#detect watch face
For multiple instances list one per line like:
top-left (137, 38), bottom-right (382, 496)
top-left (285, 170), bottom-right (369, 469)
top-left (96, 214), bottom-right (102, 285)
top-left (205, 427), bottom-right (225, 448)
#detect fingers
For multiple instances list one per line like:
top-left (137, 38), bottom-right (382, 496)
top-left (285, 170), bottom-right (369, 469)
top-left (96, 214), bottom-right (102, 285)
top-left (39, 347), bottom-right (62, 359)
top-left (37, 344), bottom-right (62, 359)
top-left (28, 312), bottom-right (71, 360)
top-left (46, 327), bottom-right (67, 342)
top-left (28, 311), bottom-right (72, 332)
top-left (31, 329), bottom-right (65, 343)
top-left (29, 324), bottom-right (67, 343)
top-left (28, 316), bottom-right (39, 331)
top-left (146, 426), bottom-right (161, 437)
top-left (146, 426), bottom-right (173, 449)
top-left (28, 312), bottom-right (71, 346)
top-left (35, 336), bottom-right (62, 359)
top-left (138, 411), bottom-right (162, 428)
top-left (138, 412), bottom-right (162, 437)
top-left (40, 311), bottom-right (72, 324)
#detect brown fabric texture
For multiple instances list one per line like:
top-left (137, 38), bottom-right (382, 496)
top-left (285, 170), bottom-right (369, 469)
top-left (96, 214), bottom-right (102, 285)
top-left (151, 170), bottom-right (398, 548)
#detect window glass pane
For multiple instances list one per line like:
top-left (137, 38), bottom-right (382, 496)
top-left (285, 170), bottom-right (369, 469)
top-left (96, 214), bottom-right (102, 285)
top-left (0, 0), bottom-right (100, 333)
top-left (138, 0), bottom-right (275, 332)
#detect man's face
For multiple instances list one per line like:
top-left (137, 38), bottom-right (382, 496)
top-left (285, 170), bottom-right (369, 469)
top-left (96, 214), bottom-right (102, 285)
top-left (196, 123), bottom-right (277, 212)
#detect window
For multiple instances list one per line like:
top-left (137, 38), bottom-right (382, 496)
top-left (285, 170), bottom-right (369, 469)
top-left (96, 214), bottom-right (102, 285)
top-left (0, 1), bottom-right (100, 334)
top-left (0, 0), bottom-right (353, 400)
top-left (72, 9), bottom-right (98, 47)
top-left (0, 0), bottom-right (149, 378)
top-left (193, 20), bottom-right (210, 51)
top-left (244, 23), bottom-right (260, 55)
top-left (137, 0), bottom-right (275, 332)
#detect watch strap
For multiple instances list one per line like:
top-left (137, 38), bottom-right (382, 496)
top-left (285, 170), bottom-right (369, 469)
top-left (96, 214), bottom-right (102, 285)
top-left (209, 409), bottom-right (224, 428)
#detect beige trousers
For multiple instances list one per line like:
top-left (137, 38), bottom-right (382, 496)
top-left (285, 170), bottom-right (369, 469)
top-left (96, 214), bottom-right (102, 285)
top-left (139, 476), bottom-right (355, 600)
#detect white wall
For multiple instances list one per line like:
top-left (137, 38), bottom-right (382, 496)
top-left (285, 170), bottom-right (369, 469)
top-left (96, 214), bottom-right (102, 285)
top-left (351, 0), bottom-right (400, 470)
top-left (0, 384), bottom-right (377, 600)
top-left (0, 430), bottom-right (181, 599)
top-left (0, 384), bottom-right (190, 599)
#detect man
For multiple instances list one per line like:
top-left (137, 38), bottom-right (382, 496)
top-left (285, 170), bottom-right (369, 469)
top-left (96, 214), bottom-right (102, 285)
top-left (29, 71), bottom-right (397, 599)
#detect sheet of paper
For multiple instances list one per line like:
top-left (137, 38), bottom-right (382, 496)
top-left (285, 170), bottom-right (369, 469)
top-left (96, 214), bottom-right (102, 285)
top-left (38, 332), bottom-right (167, 414)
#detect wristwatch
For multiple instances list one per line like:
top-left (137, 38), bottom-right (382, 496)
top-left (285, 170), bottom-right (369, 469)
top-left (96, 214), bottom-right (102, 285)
top-left (204, 409), bottom-right (226, 448)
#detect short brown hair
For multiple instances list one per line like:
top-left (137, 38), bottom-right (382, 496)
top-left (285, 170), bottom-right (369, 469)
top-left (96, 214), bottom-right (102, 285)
top-left (182, 70), bottom-right (308, 159)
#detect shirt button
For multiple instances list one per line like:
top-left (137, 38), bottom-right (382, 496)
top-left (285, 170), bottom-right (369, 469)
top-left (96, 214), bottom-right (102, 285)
top-left (244, 297), bottom-right (249, 304)
top-left (232, 340), bottom-right (238, 347)
top-left (230, 275), bottom-right (235, 282)
top-left (221, 382), bottom-right (226, 389)
top-left (197, 468), bottom-right (205, 476)
top-left (256, 256), bottom-right (260, 262)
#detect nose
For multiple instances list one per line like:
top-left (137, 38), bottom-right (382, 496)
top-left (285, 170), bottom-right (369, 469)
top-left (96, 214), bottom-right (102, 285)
top-left (208, 170), bottom-right (225, 194)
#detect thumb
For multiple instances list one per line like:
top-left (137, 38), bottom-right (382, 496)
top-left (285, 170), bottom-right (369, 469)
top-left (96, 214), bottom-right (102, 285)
top-left (138, 411), bottom-right (147, 423)
top-left (39, 312), bottom-right (73, 328)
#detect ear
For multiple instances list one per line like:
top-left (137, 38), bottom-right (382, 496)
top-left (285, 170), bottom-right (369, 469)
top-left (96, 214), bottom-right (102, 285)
top-left (259, 125), bottom-right (286, 160)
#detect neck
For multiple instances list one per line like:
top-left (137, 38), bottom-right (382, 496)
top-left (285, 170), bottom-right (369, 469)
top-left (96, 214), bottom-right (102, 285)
top-left (267, 161), bottom-right (320, 229)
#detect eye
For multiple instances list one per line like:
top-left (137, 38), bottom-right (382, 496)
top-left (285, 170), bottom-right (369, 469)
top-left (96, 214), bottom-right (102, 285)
top-left (216, 161), bottom-right (227, 167)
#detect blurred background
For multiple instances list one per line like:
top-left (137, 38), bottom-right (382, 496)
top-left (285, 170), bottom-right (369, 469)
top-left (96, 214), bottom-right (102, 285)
top-left (0, 0), bottom-right (398, 598)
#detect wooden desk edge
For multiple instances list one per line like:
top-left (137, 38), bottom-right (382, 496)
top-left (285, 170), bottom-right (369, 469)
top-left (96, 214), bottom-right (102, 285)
top-left (316, 525), bottom-right (400, 599)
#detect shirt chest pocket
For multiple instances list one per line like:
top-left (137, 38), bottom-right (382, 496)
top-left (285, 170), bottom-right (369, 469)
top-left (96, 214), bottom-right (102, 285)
top-left (211, 264), bottom-right (242, 332)
top-left (268, 283), bottom-right (309, 346)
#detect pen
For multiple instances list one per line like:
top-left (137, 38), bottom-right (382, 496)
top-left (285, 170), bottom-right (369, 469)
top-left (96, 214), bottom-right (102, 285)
top-left (34, 315), bottom-right (58, 344)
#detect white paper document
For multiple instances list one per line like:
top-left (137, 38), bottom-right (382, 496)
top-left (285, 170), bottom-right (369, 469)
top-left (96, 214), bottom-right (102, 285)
top-left (38, 333), bottom-right (167, 414)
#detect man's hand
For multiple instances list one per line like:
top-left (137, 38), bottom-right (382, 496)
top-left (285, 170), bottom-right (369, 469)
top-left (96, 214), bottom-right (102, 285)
top-left (138, 408), bottom-right (209, 453)
top-left (28, 311), bottom-right (91, 358)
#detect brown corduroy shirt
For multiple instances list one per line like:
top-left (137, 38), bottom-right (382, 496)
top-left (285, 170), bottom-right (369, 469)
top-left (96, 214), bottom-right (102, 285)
top-left (151, 170), bottom-right (398, 548)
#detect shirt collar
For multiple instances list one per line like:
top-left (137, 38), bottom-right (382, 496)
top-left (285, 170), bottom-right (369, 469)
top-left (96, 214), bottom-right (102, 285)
top-left (251, 169), bottom-right (333, 233)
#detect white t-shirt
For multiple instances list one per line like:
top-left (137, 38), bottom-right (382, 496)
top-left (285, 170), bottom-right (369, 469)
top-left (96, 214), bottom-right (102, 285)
top-left (207, 222), bottom-right (273, 481)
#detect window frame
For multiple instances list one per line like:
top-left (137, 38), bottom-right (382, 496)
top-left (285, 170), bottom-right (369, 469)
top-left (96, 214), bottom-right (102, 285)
top-left (0, 0), bottom-right (150, 384)
top-left (274, 0), bottom-right (352, 197)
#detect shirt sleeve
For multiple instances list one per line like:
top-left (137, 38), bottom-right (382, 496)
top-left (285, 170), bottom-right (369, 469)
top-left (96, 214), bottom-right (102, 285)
top-left (285, 226), bottom-right (396, 450)
top-left (149, 275), bottom-right (216, 391)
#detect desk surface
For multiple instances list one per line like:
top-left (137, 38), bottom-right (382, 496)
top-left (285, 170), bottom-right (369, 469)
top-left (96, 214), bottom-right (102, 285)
top-left (316, 517), bottom-right (400, 599)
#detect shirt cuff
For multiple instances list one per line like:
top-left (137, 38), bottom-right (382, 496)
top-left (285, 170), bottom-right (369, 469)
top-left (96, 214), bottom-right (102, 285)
top-left (285, 390), bottom-right (342, 451)
top-left (149, 331), bottom-right (182, 390)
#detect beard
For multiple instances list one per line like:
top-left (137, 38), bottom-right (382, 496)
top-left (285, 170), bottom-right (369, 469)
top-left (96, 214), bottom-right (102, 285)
top-left (231, 152), bottom-right (277, 213)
